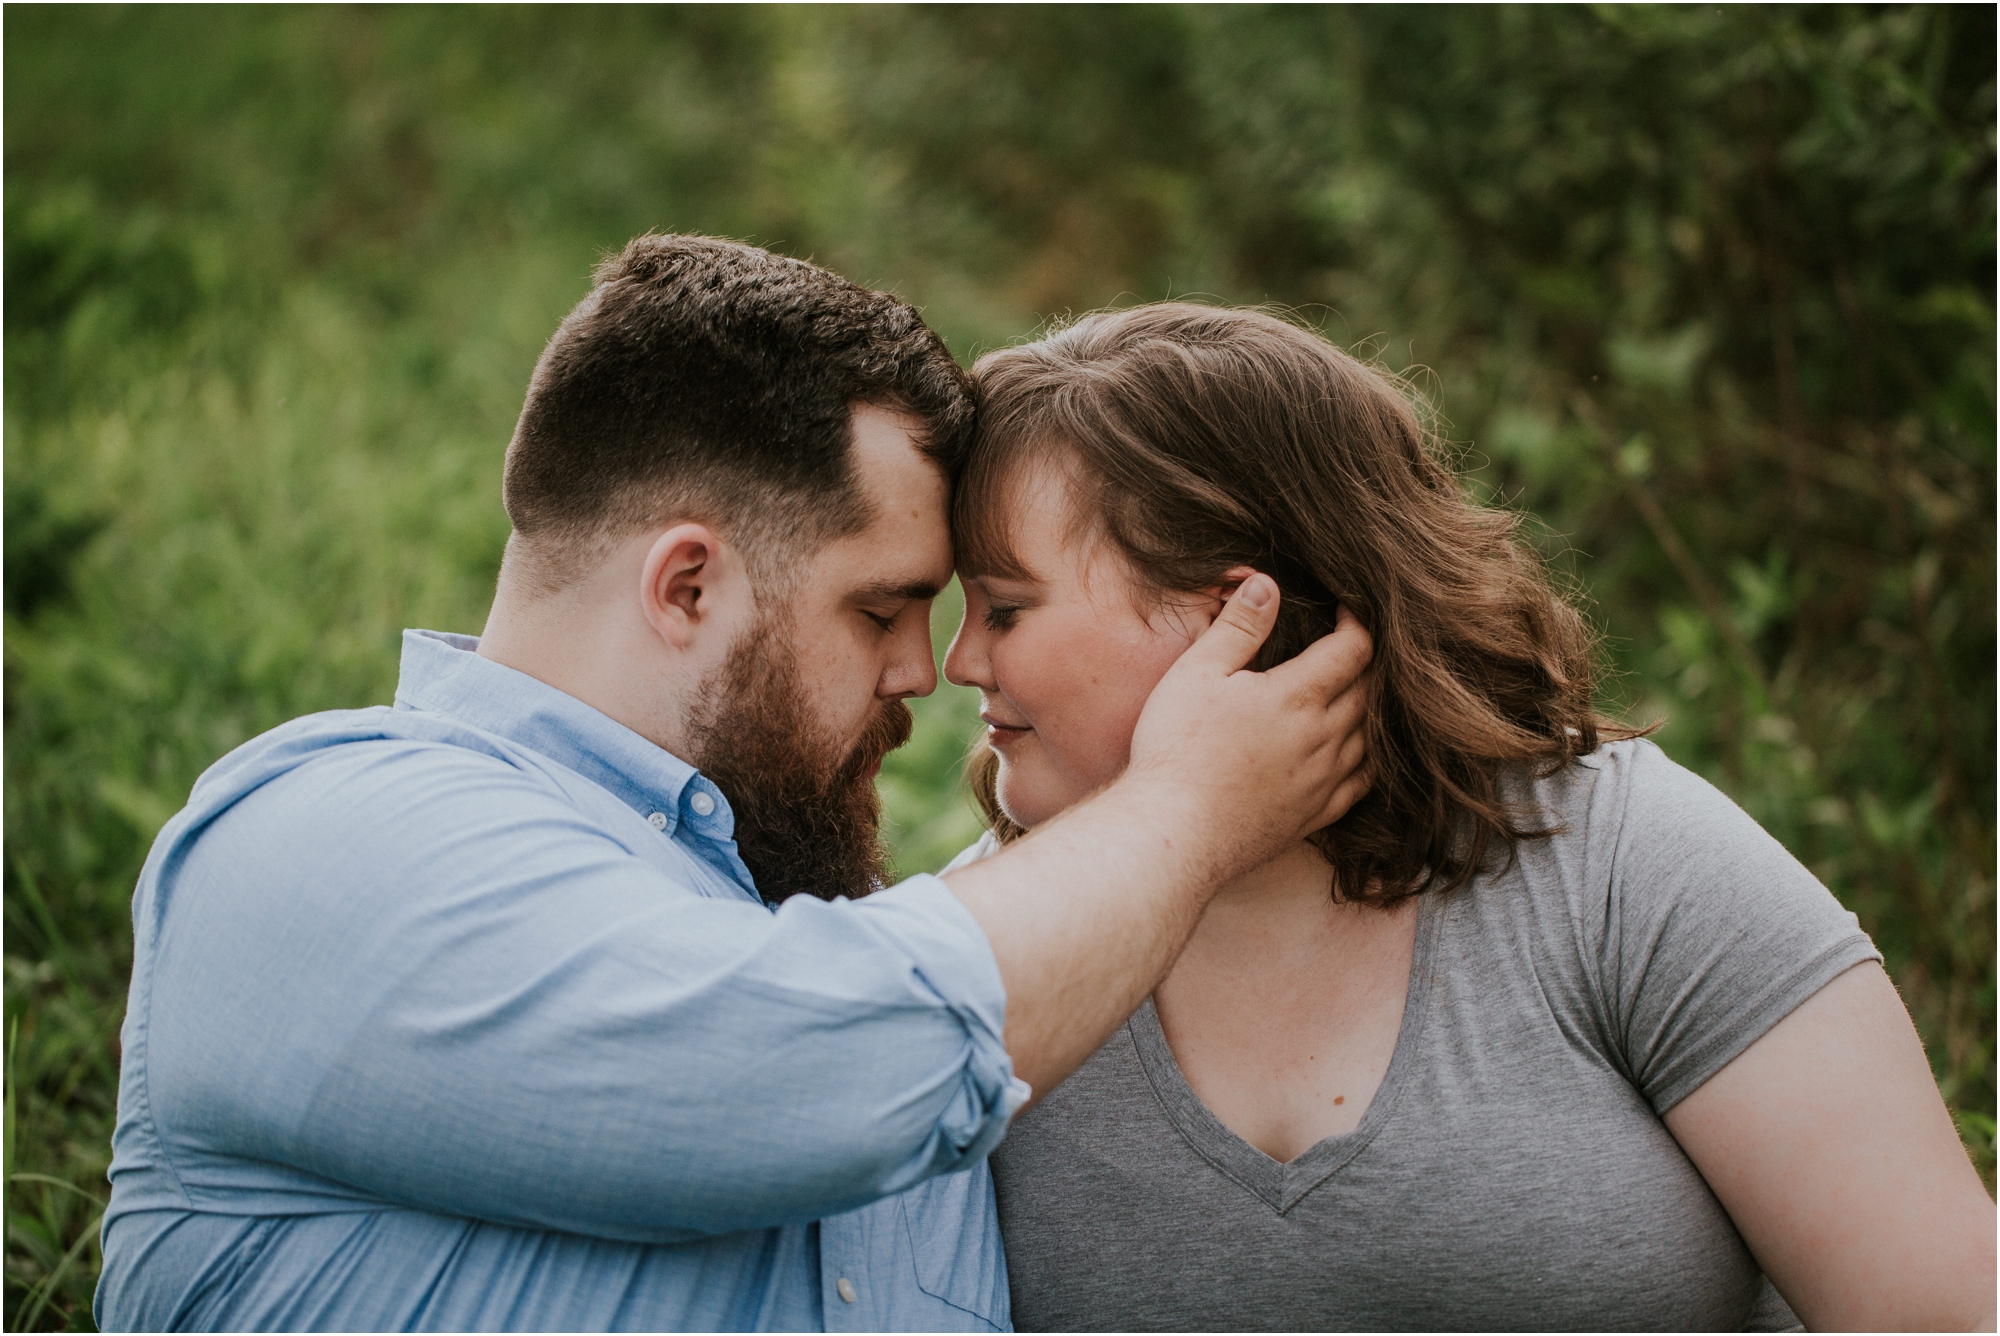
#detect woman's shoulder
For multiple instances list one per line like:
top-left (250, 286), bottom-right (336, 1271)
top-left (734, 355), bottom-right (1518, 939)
top-left (1494, 736), bottom-right (1877, 1111)
top-left (1505, 736), bottom-right (1767, 870)
top-left (1502, 734), bottom-right (1837, 938)
top-left (1528, 733), bottom-right (1710, 805)
top-left (1557, 736), bottom-right (1806, 867)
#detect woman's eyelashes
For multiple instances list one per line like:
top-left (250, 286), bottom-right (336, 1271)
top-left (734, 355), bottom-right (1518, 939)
top-left (982, 602), bottom-right (1022, 631)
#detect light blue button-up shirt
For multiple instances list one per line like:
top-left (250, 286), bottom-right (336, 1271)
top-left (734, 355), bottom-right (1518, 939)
top-left (96, 630), bottom-right (1025, 1332)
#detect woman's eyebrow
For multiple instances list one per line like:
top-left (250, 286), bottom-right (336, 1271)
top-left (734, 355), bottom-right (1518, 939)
top-left (969, 575), bottom-right (1044, 596)
top-left (960, 566), bottom-right (1036, 585)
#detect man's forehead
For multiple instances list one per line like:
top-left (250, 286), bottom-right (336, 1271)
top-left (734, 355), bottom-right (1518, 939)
top-left (835, 403), bottom-right (953, 586)
top-left (821, 532), bottom-right (951, 601)
top-left (848, 403), bottom-right (945, 498)
top-left (784, 527), bottom-right (949, 618)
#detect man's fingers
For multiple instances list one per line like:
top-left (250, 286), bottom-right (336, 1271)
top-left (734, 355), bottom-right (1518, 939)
top-left (1318, 762), bottom-right (1375, 831)
top-left (1319, 718), bottom-right (1371, 820)
top-left (1329, 660), bottom-right (1371, 721)
top-left (1177, 572), bottom-right (1280, 677)
top-left (1270, 603), bottom-right (1374, 704)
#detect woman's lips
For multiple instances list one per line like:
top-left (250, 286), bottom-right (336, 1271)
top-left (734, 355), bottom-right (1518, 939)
top-left (981, 715), bottom-right (1032, 748)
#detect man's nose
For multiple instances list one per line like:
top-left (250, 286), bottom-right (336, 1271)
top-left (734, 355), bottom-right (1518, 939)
top-left (881, 623), bottom-right (939, 699)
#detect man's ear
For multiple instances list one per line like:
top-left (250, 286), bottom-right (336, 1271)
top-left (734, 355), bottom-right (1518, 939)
top-left (638, 523), bottom-right (748, 651)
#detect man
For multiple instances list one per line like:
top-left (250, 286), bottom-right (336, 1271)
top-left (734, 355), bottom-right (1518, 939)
top-left (96, 235), bottom-right (1372, 1331)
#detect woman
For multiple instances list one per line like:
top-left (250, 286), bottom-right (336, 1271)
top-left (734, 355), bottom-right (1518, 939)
top-left (941, 304), bottom-right (1994, 1332)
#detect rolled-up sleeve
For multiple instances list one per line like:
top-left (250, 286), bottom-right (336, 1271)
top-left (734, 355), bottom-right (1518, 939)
top-left (840, 876), bottom-right (1031, 1164)
top-left (140, 740), bottom-right (1024, 1244)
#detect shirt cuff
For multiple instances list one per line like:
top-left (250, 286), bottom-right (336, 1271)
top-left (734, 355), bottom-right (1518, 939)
top-left (852, 874), bottom-right (1031, 1149)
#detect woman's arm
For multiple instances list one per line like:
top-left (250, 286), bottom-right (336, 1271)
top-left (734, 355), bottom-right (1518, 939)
top-left (1664, 961), bottom-right (1995, 1332)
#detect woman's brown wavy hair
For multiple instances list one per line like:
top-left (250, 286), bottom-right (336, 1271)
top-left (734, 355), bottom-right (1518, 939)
top-left (958, 302), bottom-right (1646, 904)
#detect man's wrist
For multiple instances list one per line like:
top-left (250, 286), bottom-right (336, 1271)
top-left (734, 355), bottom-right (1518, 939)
top-left (1071, 765), bottom-right (1252, 897)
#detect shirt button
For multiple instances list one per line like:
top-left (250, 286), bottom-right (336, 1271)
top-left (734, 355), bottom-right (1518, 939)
top-left (646, 812), bottom-right (668, 830)
top-left (836, 1278), bottom-right (857, 1305)
top-left (689, 791), bottom-right (716, 817)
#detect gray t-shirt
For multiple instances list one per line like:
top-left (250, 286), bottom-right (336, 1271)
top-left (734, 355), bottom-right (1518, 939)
top-left (975, 739), bottom-right (1878, 1332)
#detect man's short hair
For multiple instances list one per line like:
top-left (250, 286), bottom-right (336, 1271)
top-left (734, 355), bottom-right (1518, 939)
top-left (502, 234), bottom-right (974, 593)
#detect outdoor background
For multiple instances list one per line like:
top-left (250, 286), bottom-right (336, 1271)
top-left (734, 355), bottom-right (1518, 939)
top-left (5, 5), bottom-right (1993, 1328)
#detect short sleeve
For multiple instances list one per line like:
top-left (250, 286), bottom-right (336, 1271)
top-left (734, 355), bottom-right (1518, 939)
top-left (1592, 741), bottom-right (1881, 1113)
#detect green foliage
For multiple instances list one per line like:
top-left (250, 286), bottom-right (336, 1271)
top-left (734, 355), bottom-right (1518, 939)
top-left (5, 7), bottom-right (1991, 1328)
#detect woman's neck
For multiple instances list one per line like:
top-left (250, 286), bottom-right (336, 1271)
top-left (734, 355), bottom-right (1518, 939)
top-left (1153, 841), bottom-right (1419, 1161)
top-left (1177, 841), bottom-right (1378, 968)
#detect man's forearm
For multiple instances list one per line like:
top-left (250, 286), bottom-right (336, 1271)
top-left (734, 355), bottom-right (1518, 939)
top-left (944, 776), bottom-right (1221, 1100)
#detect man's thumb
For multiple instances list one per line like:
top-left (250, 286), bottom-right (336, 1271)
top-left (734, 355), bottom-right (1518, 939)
top-left (1187, 573), bottom-right (1279, 675)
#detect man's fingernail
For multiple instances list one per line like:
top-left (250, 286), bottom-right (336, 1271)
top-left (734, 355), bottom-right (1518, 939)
top-left (1238, 576), bottom-right (1273, 610)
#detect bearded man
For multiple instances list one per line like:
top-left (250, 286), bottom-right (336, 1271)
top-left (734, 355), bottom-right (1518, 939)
top-left (95, 235), bottom-right (1372, 1332)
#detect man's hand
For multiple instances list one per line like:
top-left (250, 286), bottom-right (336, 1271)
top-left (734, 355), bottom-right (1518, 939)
top-left (1126, 574), bottom-right (1373, 880)
top-left (946, 574), bottom-right (1373, 1102)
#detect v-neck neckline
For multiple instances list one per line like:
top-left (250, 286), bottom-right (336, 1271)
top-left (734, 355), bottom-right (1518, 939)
top-left (1127, 890), bottom-right (1441, 1214)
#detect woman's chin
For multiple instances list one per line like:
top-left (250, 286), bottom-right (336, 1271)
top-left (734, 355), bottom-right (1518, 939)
top-left (996, 791), bottom-right (1041, 831)
top-left (995, 770), bottom-right (1072, 832)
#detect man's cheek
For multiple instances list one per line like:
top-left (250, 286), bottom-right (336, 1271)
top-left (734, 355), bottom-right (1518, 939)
top-left (790, 657), bottom-right (853, 733)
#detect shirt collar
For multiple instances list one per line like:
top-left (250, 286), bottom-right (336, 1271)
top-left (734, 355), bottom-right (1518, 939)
top-left (392, 630), bottom-right (739, 855)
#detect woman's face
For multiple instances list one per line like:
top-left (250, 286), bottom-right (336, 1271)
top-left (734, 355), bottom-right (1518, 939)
top-left (944, 463), bottom-right (1228, 829)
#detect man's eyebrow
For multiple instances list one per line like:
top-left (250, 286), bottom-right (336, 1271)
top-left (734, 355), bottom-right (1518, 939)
top-left (854, 579), bottom-right (943, 602)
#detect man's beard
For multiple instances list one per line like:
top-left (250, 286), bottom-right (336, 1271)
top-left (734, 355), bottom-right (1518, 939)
top-left (684, 612), bottom-right (913, 905)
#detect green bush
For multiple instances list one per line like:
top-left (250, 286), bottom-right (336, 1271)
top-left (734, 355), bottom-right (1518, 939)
top-left (6, 7), bottom-right (1991, 1328)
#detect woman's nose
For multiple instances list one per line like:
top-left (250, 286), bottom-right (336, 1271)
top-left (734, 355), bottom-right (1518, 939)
top-left (943, 614), bottom-right (992, 691)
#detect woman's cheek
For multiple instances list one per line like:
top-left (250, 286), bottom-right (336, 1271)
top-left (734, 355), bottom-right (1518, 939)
top-left (1040, 705), bottom-right (1131, 797)
top-left (1090, 646), bottom-right (1181, 778)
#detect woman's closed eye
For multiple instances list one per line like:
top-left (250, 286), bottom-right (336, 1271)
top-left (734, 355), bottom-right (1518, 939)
top-left (982, 602), bottom-right (1022, 631)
